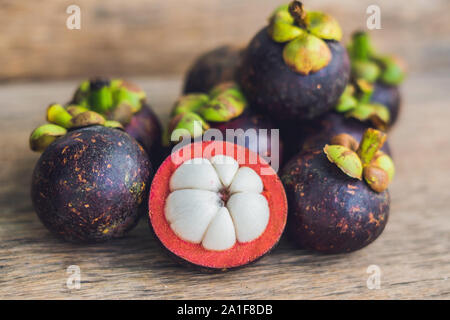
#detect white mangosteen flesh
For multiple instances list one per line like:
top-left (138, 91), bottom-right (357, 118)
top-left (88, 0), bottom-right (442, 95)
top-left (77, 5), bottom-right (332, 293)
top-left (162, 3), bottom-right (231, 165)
top-left (165, 156), bottom-right (269, 251)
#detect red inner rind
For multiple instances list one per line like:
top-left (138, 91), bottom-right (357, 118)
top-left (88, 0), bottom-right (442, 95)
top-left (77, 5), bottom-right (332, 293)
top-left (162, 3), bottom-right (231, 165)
top-left (149, 141), bottom-right (287, 269)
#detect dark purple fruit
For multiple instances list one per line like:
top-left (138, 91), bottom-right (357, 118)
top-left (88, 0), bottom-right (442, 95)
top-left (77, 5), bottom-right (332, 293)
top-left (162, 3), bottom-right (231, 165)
top-left (211, 110), bottom-right (283, 166)
top-left (281, 129), bottom-right (393, 253)
top-left (282, 149), bottom-right (389, 253)
top-left (283, 112), bottom-right (391, 161)
top-left (183, 45), bottom-right (243, 94)
top-left (239, 26), bottom-right (350, 125)
top-left (125, 103), bottom-right (163, 166)
top-left (31, 126), bottom-right (152, 243)
top-left (371, 82), bottom-right (401, 126)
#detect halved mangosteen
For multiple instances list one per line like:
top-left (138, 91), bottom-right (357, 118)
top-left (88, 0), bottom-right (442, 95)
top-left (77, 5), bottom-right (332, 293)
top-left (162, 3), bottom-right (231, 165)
top-left (239, 1), bottom-right (350, 125)
top-left (281, 129), bottom-right (394, 253)
top-left (149, 141), bottom-right (287, 271)
top-left (183, 45), bottom-right (244, 94)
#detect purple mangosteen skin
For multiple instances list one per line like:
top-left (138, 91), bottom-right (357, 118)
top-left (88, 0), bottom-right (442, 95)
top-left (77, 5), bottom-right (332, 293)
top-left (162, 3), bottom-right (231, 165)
top-left (210, 111), bottom-right (284, 166)
top-left (239, 27), bottom-right (350, 125)
top-left (125, 103), bottom-right (163, 166)
top-left (281, 149), bottom-right (390, 253)
top-left (31, 126), bottom-right (152, 243)
top-left (283, 112), bottom-right (392, 160)
top-left (183, 45), bottom-right (243, 94)
top-left (371, 82), bottom-right (401, 127)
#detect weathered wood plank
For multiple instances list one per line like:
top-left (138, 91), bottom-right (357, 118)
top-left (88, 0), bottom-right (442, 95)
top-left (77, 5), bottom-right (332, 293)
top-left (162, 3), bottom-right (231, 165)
top-left (0, 75), bottom-right (449, 299)
top-left (1, 0), bottom-right (450, 81)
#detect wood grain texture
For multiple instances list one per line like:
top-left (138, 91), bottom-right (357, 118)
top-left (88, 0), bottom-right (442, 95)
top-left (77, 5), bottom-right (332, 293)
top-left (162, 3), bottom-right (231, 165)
top-left (1, 0), bottom-right (450, 81)
top-left (0, 74), bottom-right (449, 299)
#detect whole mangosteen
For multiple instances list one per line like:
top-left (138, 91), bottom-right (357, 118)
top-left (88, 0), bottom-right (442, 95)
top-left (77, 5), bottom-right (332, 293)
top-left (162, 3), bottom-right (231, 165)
top-left (281, 129), bottom-right (394, 253)
top-left (183, 45), bottom-right (244, 94)
top-left (283, 81), bottom-right (392, 160)
top-left (239, 1), bottom-right (350, 125)
top-left (165, 82), bottom-right (283, 170)
top-left (30, 110), bottom-right (152, 243)
top-left (347, 31), bottom-right (406, 127)
top-left (70, 78), bottom-right (163, 166)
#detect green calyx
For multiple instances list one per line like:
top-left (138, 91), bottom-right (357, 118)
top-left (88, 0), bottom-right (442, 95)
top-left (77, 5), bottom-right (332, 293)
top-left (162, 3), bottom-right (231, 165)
top-left (30, 78), bottom-right (147, 153)
top-left (348, 31), bottom-right (406, 86)
top-left (165, 82), bottom-right (247, 145)
top-left (29, 124), bottom-right (68, 152)
top-left (268, 1), bottom-right (342, 75)
top-left (72, 78), bottom-right (147, 117)
top-left (324, 144), bottom-right (363, 180)
top-left (324, 129), bottom-right (394, 192)
top-left (336, 83), bottom-right (391, 129)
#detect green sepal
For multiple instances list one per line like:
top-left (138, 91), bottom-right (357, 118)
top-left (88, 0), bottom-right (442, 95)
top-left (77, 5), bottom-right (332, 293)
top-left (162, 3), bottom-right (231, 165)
top-left (113, 87), bottom-right (142, 114)
top-left (377, 56), bottom-right (405, 85)
top-left (47, 104), bottom-right (73, 129)
top-left (351, 60), bottom-right (381, 83)
top-left (306, 11), bottom-right (342, 41)
top-left (323, 144), bottom-right (363, 180)
top-left (283, 33), bottom-right (331, 75)
top-left (336, 85), bottom-right (358, 113)
top-left (171, 94), bottom-right (209, 117)
top-left (66, 105), bottom-right (90, 117)
top-left (89, 85), bottom-right (113, 114)
top-left (104, 120), bottom-right (124, 129)
top-left (71, 111), bottom-right (106, 129)
top-left (268, 19), bottom-right (305, 43)
top-left (346, 103), bottom-right (390, 129)
top-left (269, 4), bottom-right (295, 24)
top-left (373, 152), bottom-right (395, 182)
top-left (29, 124), bottom-right (67, 152)
top-left (168, 112), bottom-right (210, 143)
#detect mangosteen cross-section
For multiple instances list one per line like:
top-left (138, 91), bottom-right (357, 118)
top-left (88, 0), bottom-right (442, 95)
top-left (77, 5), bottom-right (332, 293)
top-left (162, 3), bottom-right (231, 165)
top-left (149, 141), bottom-right (288, 271)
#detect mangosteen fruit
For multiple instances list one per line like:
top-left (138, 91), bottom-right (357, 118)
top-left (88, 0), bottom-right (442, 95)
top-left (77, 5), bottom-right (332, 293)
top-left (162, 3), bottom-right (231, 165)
top-left (149, 141), bottom-right (287, 270)
top-left (347, 31), bottom-right (406, 127)
top-left (165, 82), bottom-right (283, 170)
top-left (30, 110), bottom-right (152, 243)
top-left (183, 45), bottom-right (244, 94)
top-left (281, 128), bottom-right (394, 253)
top-left (282, 110), bottom-right (392, 161)
top-left (239, 1), bottom-right (350, 125)
top-left (70, 77), bottom-right (163, 165)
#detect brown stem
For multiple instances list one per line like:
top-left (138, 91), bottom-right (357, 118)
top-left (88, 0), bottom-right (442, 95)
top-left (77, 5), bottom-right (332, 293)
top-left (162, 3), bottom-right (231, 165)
top-left (289, 1), bottom-right (307, 29)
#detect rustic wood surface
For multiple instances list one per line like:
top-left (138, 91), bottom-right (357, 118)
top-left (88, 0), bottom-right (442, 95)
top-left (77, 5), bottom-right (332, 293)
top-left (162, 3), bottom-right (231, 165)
top-left (1, 0), bottom-right (450, 81)
top-left (0, 73), bottom-right (449, 299)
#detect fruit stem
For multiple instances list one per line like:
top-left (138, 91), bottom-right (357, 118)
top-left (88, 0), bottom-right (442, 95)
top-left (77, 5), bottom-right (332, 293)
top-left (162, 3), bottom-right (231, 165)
top-left (288, 1), bottom-right (308, 29)
top-left (351, 31), bottom-right (373, 61)
top-left (357, 128), bottom-right (387, 166)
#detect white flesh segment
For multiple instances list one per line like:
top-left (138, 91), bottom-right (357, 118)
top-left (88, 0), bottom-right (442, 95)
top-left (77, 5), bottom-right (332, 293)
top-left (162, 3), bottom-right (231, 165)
top-left (210, 155), bottom-right (239, 187)
top-left (229, 167), bottom-right (263, 194)
top-left (165, 189), bottom-right (222, 243)
top-left (202, 207), bottom-right (236, 251)
top-left (227, 193), bottom-right (270, 243)
top-left (169, 158), bottom-right (222, 192)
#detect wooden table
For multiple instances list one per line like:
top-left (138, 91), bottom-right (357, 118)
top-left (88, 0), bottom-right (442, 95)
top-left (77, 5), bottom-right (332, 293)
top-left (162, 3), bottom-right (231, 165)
top-left (1, 75), bottom-right (449, 299)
